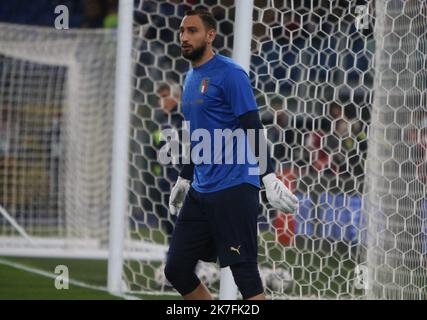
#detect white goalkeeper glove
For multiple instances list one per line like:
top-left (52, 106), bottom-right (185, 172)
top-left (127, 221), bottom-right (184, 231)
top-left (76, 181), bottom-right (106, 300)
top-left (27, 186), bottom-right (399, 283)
top-left (262, 173), bottom-right (299, 213)
top-left (169, 176), bottom-right (191, 215)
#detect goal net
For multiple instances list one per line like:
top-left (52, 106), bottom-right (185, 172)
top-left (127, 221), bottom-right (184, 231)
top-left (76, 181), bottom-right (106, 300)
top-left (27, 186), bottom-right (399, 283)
top-left (0, 24), bottom-right (117, 258)
top-left (125, 0), bottom-right (426, 299)
top-left (365, 0), bottom-right (427, 299)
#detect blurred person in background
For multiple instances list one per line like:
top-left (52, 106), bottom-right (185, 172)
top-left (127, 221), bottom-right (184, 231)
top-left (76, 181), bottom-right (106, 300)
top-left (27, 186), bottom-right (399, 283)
top-left (151, 82), bottom-right (184, 238)
top-left (82, 0), bottom-right (117, 29)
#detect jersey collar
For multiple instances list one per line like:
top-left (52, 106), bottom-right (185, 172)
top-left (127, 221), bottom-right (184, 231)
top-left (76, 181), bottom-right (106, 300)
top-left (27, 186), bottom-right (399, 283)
top-left (192, 53), bottom-right (217, 71)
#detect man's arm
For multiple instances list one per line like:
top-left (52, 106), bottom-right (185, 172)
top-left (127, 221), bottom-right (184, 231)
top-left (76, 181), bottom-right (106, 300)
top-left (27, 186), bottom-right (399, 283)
top-left (238, 110), bottom-right (275, 178)
top-left (169, 141), bottom-right (193, 216)
top-left (239, 110), bottom-right (299, 213)
top-left (169, 158), bottom-right (192, 215)
top-left (179, 161), bottom-right (194, 180)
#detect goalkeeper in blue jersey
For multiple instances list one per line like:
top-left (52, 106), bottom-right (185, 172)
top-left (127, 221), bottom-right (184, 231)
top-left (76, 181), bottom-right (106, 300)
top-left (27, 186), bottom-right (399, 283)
top-left (164, 9), bottom-right (299, 300)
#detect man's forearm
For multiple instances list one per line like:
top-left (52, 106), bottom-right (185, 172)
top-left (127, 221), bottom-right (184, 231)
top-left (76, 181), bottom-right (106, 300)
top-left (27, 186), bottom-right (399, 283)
top-left (239, 110), bottom-right (275, 178)
top-left (179, 161), bottom-right (194, 180)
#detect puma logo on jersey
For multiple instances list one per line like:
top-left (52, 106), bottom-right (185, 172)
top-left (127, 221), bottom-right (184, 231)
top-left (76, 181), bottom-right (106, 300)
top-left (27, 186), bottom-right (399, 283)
top-left (230, 245), bottom-right (241, 255)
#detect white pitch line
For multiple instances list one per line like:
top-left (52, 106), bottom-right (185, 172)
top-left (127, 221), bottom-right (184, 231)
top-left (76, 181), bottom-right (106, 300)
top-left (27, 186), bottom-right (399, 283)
top-left (0, 258), bottom-right (140, 300)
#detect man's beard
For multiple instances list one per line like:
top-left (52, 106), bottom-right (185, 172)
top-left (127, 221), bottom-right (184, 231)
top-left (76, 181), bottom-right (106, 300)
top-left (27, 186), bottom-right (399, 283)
top-left (182, 42), bottom-right (207, 61)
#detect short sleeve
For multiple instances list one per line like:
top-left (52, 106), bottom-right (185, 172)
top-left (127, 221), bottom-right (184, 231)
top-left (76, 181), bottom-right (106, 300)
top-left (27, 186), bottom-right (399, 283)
top-left (223, 68), bottom-right (258, 117)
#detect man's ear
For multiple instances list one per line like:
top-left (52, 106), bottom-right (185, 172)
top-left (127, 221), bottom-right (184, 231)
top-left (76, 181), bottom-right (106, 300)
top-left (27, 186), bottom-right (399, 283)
top-left (207, 29), bottom-right (216, 45)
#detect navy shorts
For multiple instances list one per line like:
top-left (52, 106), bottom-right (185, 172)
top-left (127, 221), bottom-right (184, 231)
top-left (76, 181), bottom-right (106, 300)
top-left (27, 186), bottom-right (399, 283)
top-left (167, 183), bottom-right (261, 268)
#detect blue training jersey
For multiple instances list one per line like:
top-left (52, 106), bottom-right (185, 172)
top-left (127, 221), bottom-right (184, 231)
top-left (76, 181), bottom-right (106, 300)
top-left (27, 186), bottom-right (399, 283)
top-left (181, 54), bottom-right (260, 193)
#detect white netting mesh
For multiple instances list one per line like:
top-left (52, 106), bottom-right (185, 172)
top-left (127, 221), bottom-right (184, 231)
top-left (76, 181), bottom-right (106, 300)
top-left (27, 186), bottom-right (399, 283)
top-left (0, 24), bottom-right (116, 255)
top-left (365, 0), bottom-right (427, 299)
top-left (125, 0), bottom-right (426, 299)
top-left (125, 0), bottom-right (236, 294)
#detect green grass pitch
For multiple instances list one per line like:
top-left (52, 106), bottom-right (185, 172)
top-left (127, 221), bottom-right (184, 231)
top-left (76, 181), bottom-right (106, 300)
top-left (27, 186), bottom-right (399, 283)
top-left (0, 257), bottom-right (180, 300)
top-left (0, 230), bottom-right (363, 300)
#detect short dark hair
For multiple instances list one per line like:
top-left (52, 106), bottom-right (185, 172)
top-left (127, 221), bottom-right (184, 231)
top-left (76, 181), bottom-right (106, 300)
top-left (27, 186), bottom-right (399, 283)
top-left (185, 8), bottom-right (216, 31)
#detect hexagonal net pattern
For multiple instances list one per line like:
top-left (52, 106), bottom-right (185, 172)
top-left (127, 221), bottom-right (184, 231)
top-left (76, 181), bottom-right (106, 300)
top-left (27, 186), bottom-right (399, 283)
top-left (365, 0), bottom-right (427, 300)
top-left (125, 0), bottom-right (426, 299)
top-left (250, 0), bottom-right (374, 299)
top-left (0, 24), bottom-right (116, 254)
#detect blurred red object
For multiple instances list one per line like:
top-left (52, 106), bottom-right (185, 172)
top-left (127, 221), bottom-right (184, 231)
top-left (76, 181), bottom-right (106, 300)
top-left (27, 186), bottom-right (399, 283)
top-left (274, 212), bottom-right (296, 246)
top-left (277, 168), bottom-right (296, 192)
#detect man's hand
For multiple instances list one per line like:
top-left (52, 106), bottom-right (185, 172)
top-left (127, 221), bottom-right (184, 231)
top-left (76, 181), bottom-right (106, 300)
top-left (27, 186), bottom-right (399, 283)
top-left (262, 173), bottom-right (299, 213)
top-left (169, 177), bottom-right (191, 215)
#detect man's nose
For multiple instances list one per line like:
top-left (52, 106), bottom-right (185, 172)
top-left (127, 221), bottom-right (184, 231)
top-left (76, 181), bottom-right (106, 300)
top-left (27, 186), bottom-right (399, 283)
top-left (180, 31), bottom-right (189, 43)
